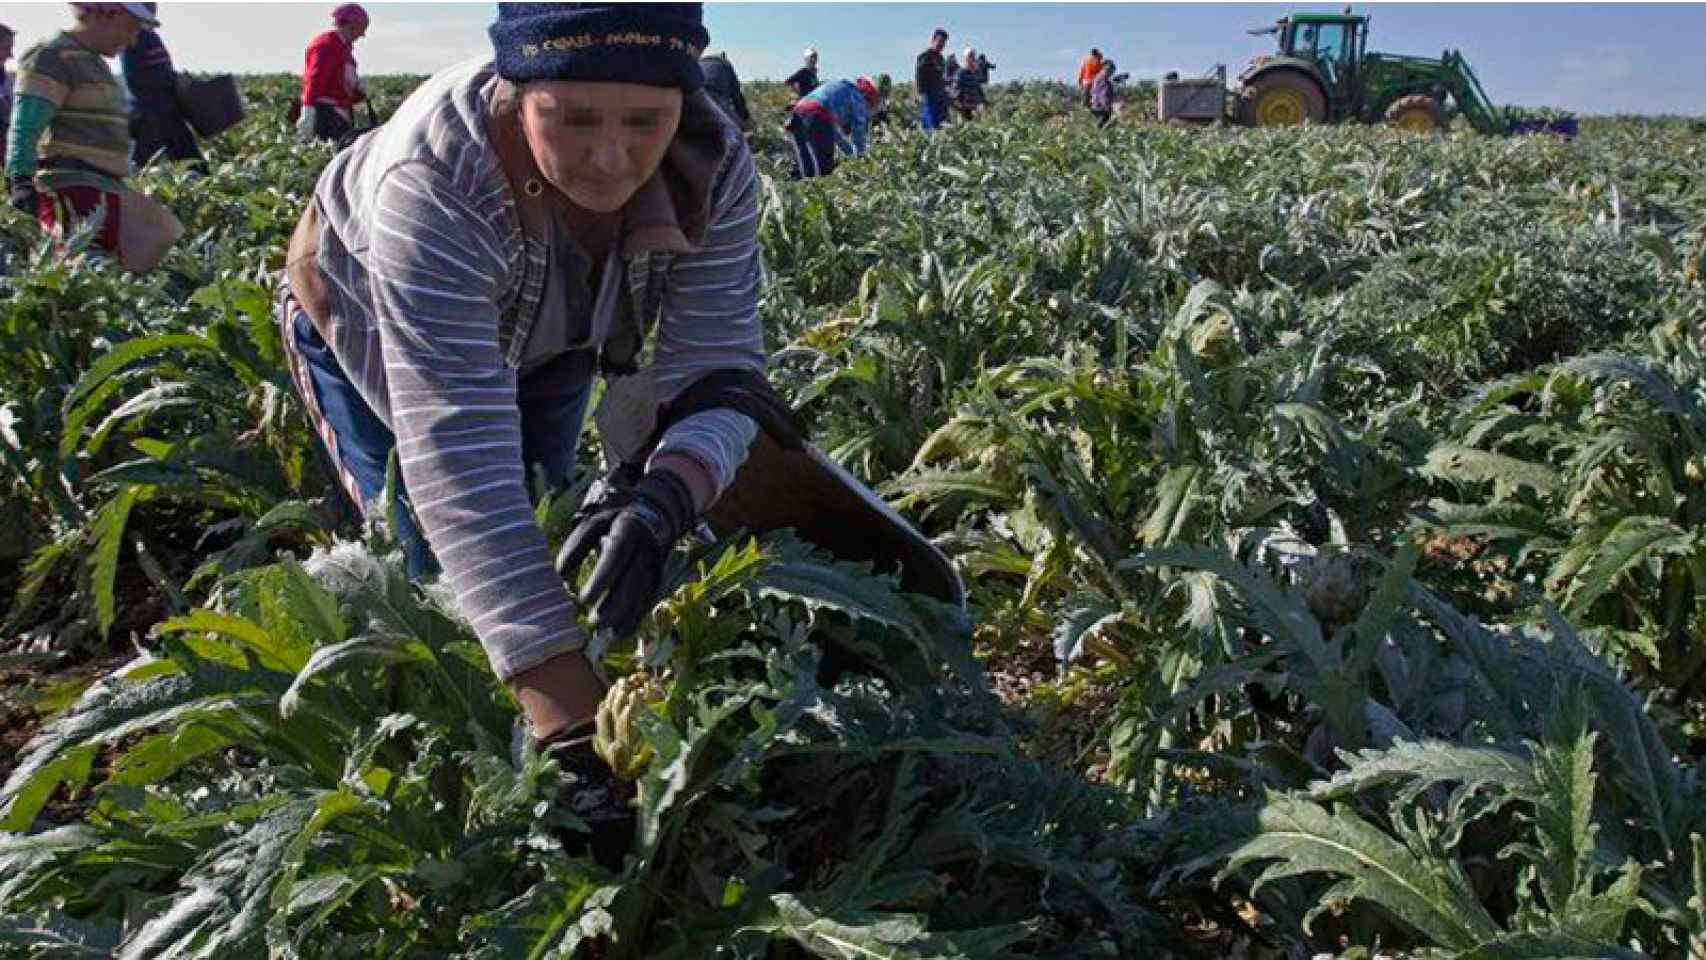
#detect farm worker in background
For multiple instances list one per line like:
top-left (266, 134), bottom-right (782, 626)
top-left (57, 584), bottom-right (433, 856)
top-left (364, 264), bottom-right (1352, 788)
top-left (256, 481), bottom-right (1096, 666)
top-left (914, 28), bottom-right (949, 130)
top-left (123, 4), bottom-right (201, 168)
top-left (298, 3), bottom-right (369, 142)
top-left (0, 25), bottom-right (15, 158)
top-left (784, 47), bottom-right (819, 100)
top-left (1088, 58), bottom-right (1119, 127)
top-left (786, 76), bottom-right (877, 179)
top-left (5, 2), bottom-right (183, 273)
top-left (274, 2), bottom-right (771, 820)
top-left (954, 46), bottom-right (993, 121)
top-left (698, 50), bottom-right (751, 131)
top-left (1077, 48), bottom-right (1102, 106)
top-left (869, 73), bottom-right (892, 127)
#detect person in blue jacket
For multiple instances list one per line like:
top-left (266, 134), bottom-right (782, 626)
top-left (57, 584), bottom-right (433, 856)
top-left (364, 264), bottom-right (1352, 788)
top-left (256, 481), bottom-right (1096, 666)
top-left (122, 8), bottom-right (200, 167)
top-left (786, 76), bottom-right (877, 179)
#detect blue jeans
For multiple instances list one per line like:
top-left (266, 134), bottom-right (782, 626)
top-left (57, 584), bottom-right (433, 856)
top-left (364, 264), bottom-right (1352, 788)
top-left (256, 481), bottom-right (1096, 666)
top-left (286, 305), bottom-right (593, 578)
top-left (920, 92), bottom-right (949, 130)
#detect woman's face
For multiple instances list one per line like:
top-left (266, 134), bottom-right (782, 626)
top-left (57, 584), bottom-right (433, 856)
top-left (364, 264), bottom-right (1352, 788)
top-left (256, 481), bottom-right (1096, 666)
top-left (81, 11), bottom-right (143, 55)
top-left (520, 81), bottom-right (682, 214)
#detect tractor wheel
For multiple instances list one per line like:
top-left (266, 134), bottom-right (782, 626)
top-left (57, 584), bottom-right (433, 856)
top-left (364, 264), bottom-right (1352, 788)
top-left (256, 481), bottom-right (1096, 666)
top-left (1385, 95), bottom-right (1445, 132)
top-left (1241, 71), bottom-right (1327, 126)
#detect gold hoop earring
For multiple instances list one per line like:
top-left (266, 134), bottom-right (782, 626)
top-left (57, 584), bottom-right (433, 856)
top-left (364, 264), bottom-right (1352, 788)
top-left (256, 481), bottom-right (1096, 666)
top-left (523, 178), bottom-right (545, 198)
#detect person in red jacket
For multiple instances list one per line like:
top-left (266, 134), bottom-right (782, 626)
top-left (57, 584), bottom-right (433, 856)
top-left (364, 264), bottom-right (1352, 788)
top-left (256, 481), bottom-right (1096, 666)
top-left (298, 3), bottom-right (368, 142)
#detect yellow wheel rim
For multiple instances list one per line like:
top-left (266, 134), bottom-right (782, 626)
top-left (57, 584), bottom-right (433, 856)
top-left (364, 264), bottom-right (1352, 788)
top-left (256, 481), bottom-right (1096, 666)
top-left (1396, 110), bottom-right (1436, 132)
top-left (1255, 89), bottom-right (1306, 126)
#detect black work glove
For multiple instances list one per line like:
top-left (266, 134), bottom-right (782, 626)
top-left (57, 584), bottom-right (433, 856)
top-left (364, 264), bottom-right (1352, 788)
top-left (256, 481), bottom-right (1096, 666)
top-left (556, 470), bottom-right (696, 640)
top-left (8, 177), bottom-right (38, 217)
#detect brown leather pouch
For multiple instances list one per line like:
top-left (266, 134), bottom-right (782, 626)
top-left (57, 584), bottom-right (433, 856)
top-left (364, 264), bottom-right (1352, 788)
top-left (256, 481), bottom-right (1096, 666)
top-left (286, 200), bottom-right (335, 343)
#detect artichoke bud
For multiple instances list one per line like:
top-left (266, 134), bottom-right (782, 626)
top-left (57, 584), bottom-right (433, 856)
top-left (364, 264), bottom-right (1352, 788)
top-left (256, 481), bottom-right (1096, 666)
top-left (978, 444), bottom-right (1021, 486)
top-left (1300, 551), bottom-right (1364, 626)
top-left (1189, 312), bottom-right (1242, 369)
top-left (593, 673), bottom-right (665, 780)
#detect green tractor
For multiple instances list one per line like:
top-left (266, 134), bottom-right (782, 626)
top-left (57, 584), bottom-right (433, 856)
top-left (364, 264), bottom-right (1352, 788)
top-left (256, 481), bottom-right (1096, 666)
top-left (1236, 10), bottom-right (1505, 133)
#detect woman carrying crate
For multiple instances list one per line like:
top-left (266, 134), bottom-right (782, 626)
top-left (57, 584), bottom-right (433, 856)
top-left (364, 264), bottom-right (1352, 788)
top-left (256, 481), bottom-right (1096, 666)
top-left (1088, 59), bottom-right (1118, 127)
top-left (123, 9), bottom-right (202, 169)
top-left (954, 46), bottom-right (993, 120)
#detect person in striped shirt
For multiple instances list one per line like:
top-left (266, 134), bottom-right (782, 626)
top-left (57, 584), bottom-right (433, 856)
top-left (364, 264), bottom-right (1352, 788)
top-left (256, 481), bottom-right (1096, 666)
top-left (6, 3), bottom-right (150, 243)
top-left (277, 3), bottom-right (764, 792)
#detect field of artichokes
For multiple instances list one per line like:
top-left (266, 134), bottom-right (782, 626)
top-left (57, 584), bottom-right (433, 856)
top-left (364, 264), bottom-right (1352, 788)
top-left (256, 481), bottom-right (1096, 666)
top-left (0, 76), bottom-right (1703, 959)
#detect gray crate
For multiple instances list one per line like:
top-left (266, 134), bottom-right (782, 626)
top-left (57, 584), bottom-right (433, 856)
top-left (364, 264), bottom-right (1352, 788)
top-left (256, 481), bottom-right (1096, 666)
top-left (1159, 78), bottom-right (1226, 123)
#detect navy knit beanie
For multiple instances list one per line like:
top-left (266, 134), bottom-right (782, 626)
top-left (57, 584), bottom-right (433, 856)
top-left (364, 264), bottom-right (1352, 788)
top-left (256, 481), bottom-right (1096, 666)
top-left (490, 3), bottom-right (708, 92)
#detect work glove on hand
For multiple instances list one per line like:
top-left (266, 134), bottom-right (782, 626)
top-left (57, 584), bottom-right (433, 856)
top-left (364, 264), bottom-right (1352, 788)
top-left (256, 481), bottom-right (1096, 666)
top-left (8, 177), bottom-right (39, 218)
top-left (556, 470), bottom-right (696, 640)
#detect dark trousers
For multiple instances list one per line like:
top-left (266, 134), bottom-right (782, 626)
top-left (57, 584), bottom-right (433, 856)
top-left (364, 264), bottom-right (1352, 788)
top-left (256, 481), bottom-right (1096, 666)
top-left (310, 103), bottom-right (354, 143)
top-left (282, 296), bottom-right (593, 577)
top-left (1091, 108), bottom-right (1112, 128)
top-left (132, 106), bottom-right (202, 168)
top-left (789, 113), bottom-right (838, 179)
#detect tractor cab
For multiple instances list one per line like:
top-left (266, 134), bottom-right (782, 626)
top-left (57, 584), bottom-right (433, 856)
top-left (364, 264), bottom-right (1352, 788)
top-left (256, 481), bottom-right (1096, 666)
top-left (1276, 14), bottom-right (1367, 106)
top-left (1245, 12), bottom-right (1369, 121)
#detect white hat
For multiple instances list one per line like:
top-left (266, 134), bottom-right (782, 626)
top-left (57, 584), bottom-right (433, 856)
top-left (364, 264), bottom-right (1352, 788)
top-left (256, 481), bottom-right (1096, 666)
top-left (72, 3), bottom-right (161, 28)
top-left (803, 46), bottom-right (818, 60)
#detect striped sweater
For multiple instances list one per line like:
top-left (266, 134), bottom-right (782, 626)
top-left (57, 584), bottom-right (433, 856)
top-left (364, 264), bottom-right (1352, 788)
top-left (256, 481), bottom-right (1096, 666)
top-left (9, 31), bottom-right (131, 189)
top-left (310, 58), bottom-right (764, 680)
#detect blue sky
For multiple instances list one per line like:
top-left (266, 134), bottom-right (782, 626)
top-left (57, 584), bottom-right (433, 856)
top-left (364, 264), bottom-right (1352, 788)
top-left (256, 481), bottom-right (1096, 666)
top-left (4, 3), bottom-right (1702, 115)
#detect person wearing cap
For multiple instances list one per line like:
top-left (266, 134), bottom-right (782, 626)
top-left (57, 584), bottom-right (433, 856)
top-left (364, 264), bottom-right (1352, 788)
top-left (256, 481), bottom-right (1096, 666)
top-left (698, 50), bottom-right (750, 132)
top-left (0, 25), bottom-right (15, 156)
top-left (6, 3), bottom-right (182, 272)
top-left (786, 77), bottom-right (876, 180)
top-left (784, 47), bottom-right (818, 101)
top-left (275, 2), bottom-right (766, 815)
top-left (298, 3), bottom-right (369, 142)
top-left (123, 4), bottom-right (201, 167)
top-left (914, 28), bottom-right (949, 131)
top-left (954, 46), bottom-right (993, 121)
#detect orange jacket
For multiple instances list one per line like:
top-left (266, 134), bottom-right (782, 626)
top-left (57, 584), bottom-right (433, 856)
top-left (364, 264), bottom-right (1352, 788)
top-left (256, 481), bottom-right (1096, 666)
top-left (1077, 53), bottom-right (1103, 90)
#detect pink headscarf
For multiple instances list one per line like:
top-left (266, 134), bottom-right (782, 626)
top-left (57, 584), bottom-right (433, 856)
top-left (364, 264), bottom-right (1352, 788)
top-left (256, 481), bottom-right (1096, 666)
top-left (331, 3), bottom-right (368, 26)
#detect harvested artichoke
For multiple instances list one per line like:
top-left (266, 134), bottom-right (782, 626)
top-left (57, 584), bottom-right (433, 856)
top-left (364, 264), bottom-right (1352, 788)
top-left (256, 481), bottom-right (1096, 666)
top-left (593, 673), bottom-right (666, 780)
